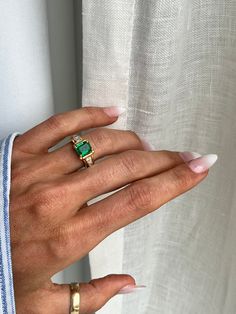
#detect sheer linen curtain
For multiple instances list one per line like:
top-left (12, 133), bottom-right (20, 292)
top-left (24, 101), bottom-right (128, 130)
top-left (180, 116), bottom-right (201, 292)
top-left (83, 1), bottom-right (236, 314)
top-left (0, 1), bottom-right (236, 314)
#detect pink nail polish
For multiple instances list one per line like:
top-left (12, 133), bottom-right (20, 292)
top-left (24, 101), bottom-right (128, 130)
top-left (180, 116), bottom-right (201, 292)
top-left (179, 151), bottom-right (202, 162)
top-left (139, 136), bottom-right (155, 151)
top-left (103, 106), bottom-right (126, 117)
top-left (117, 285), bottom-right (146, 295)
top-left (187, 154), bottom-right (218, 173)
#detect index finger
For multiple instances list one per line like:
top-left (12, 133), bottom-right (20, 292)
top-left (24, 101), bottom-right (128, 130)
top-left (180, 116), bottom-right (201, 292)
top-left (13, 106), bottom-right (125, 154)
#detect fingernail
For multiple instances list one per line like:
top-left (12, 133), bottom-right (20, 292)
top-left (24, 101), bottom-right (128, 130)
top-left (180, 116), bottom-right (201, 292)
top-left (187, 154), bottom-right (218, 173)
top-left (179, 151), bottom-right (202, 162)
top-left (103, 106), bottom-right (126, 117)
top-left (139, 136), bottom-right (155, 151)
top-left (117, 285), bottom-right (146, 295)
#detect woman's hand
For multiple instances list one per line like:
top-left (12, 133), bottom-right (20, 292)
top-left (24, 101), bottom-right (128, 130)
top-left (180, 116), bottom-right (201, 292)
top-left (10, 106), bottom-right (209, 313)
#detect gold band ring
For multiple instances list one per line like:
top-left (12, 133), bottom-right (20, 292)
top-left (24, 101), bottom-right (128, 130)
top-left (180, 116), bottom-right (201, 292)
top-left (71, 135), bottom-right (94, 167)
top-left (70, 283), bottom-right (80, 314)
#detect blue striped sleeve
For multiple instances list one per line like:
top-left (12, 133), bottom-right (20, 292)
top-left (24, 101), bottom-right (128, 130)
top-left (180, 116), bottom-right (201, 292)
top-left (0, 133), bottom-right (20, 314)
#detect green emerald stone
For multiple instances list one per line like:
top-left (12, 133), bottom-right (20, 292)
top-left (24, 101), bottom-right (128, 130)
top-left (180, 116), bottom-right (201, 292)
top-left (75, 140), bottom-right (92, 158)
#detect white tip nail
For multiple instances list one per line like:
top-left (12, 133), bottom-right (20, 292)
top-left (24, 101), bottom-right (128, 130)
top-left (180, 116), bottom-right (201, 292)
top-left (116, 106), bottom-right (126, 115)
top-left (103, 106), bottom-right (126, 117)
top-left (118, 285), bottom-right (146, 295)
top-left (179, 151), bottom-right (202, 162)
top-left (188, 154), bottom-right (218, 173)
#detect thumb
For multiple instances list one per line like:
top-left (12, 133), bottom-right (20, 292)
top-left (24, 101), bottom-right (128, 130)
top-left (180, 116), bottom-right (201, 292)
top-left (76, 274), bottom-right (136, 313)
top-left (15, 275), bottom-right (140, 313)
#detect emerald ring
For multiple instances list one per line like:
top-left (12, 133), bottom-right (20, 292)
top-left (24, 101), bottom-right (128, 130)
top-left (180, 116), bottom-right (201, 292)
top-left (71, 135), bottom-right (94, 167)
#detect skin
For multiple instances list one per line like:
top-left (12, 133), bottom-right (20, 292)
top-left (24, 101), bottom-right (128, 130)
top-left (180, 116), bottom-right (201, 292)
top-left (10, 106), bottom-right (208, 313)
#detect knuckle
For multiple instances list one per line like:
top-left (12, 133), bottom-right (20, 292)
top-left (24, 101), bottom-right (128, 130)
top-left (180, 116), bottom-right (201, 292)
top-left (11, 163), bottom-right (31, 188)
top-left (119, 150), bottom-right (142, 175)
top-left (46, 114), bottom-right (66, 132)
top-left (86, 280), bottom-right (107, 311)
top-left (47, 227), bottom-right (71, 261)
top-left (92, 210), bottom-right (108, 235)
top-left (11, 137), bottom-right (24, 162)
top-left (12, 135), bottom-right (21, 150)
top-left (85, 166), bottom-right (110, 196)
top-left (161, 150), bottom-right (183, 165)
top-left (88, 279), bottom-right (100, 297)
top-left (89, 128), bottom-right (113, 151)
top-left (171, 166), bottom-right (196, 191)
top-left (127, 181), bottom-right (153, 211)
top-left (83, 106), bottom-right (97, 124)
top-left (126, 130), bottom-right (139, 141)
top-left (30, 183), bottom-right (66, 218)
top-left (10, 194), bottom-right (22, 214)
top-left (11, 164), bottom-right (24, 184)
top-left (126, 130), bottom-right (145, 148)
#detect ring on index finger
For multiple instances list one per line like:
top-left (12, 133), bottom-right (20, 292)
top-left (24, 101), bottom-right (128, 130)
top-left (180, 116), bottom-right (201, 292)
top-left (71, 135), bottom-right (95, 168)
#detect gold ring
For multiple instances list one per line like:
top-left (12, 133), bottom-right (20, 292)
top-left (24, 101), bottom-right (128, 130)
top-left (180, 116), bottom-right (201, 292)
top-left (71, 135), bottom-right (94, 167)
top-left (70, 282), bottom-right (80, 314)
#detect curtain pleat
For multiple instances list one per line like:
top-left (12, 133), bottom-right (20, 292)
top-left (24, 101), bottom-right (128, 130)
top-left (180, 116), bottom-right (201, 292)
top-left (82, 1), bottom-right (236, 313)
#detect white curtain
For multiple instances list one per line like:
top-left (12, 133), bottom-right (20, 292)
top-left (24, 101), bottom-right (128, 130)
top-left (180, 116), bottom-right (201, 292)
top-left (83, 1), bottom-right (236, 314)
top-left (1, 1), bottom-right (236, 314)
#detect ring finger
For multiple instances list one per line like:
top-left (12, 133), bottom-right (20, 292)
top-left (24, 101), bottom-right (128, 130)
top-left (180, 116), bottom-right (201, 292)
top-left (48, 128), bottom-right (149, 174)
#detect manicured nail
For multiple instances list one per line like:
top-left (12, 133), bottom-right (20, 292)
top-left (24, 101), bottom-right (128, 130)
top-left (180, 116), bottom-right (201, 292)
top-left (179, 151), bottom-right (202, 162)
top-left (139, 136), bottom-right (155, 151)
top-left (187, 154), bottom-right (218, 173)
top-left (103, 106), bottom-right (126, 117)
top-left (118, 285), bottom-right (146, 295)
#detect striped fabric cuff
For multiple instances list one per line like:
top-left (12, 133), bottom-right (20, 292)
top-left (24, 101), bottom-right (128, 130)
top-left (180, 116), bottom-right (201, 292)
top-left (0, 133), bottom-right (20, 314)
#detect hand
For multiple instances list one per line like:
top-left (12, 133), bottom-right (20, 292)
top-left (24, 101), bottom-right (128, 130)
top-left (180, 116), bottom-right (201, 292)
top-left (10, 106), bottom-right (209, 313)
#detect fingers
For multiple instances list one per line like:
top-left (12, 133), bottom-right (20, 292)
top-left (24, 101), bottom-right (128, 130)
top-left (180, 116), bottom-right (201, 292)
top-left (13, 106), bottom-right (124, 154)
top-left (91, 162), bottom-right (208, 235)
top-left (66, 161), bottom-right (208, 260)
top-left (48, 128), bottom-right (145, 174)
top-left (15, 275), bottom-right (135, 314)
top-left (77, 274), bottom-right (135, 314)
top-left (64, 150), bottom-right (185, 210)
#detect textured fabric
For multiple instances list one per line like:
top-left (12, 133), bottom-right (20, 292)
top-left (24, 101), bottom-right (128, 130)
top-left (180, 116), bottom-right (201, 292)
top-left (0, 133), bottom-right (19, 314)
top-left (82, 1), bottom-right (236, 314)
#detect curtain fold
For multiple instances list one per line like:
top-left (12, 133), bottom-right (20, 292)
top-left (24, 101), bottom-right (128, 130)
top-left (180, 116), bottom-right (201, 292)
top-left (82, 1), bottom-right (236, 313)
top-left (82, 1), bottom-right (139, 312)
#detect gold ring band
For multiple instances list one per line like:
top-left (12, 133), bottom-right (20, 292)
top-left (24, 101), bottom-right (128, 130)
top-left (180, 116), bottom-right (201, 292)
top-left (71, 135), bottom-right (94, 167)
top-left (70, 283), bottom-right (80, 314)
